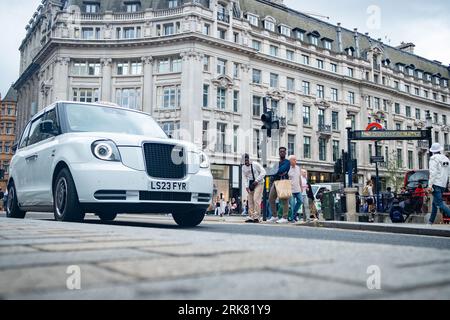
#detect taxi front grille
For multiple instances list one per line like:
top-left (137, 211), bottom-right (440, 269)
top-left (143, 143), bottom-right (186, 179)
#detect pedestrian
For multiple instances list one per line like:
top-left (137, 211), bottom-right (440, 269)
top-left (413, 183), bottom-right (426, 214)
top-left (214, 197), bottom-right (221, 216)
top-left (302, 170), bottom-right (317, 222)
top-left (268, 147), bottom-right (291, 224)
top-left (363, 181), bottom-right (375, 222)
top-left (385, 187), bottom-right (395, 212)
top-left (242, 154), bottom-right (266, 223)
top-left (0, 188), bottom-right (4, 211)
top-left (427, 143), bottom-right (450, 225)
top-left (220, 198), bottom-right (226, 217)
top-left (288, 155), bottom-right (302, 223)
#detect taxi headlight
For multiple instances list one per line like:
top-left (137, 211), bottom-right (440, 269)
top-left (91, 140), bottom-right (121, 162)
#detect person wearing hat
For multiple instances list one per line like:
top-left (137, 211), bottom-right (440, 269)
top-left (242, 154), bottom-right (266, 223)
top-left (428, 143), bottom-right (450, 225)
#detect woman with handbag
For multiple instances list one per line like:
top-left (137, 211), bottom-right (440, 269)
top-left (242, 154), bottom-right (266, 223)
top-left (268, 147), bottom-right (292, 224)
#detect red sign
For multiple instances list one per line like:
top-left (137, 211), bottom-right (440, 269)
top-left (366, 122), bottom-right (384, 131)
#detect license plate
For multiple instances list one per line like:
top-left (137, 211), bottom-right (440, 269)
top-left (149, 181), bottom-right (188, 191)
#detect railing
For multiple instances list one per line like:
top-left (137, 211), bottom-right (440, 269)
top-left (79, 13), bottom-right (103, 21)
top-left (217, 12), bottom-right (230, 23)
top-left (318, 124), bottom-right (332, 135)
top-left (154, 7), bottom-right (184, 17)
top-left (113, 12), bottom-right (145, 20)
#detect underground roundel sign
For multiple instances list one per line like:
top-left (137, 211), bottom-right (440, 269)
top-left (366, 122), bottom-right (384, 132)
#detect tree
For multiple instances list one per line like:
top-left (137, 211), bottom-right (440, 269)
top-left (385, 150), bottom-right (405, 193)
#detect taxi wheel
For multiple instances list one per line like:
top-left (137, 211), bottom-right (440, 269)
top-left (172, 209), bottom-right (205, 228)
top-left (53, 168), bottom-right (85, 223)
top-left (97, 212), bottom-right (117, 222)
top-left (6, 182), bottom-right (26, 219)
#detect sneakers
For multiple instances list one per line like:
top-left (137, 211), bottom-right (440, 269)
top-left (245, 219), bottom-right (260, 224)
top-left (276, 218), bottom-right (289, 224)
top-left (267, 217), bottom-right (279, 223)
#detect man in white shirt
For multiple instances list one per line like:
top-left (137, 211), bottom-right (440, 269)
top-left (288, 155), bottom-right (302, 223)
top-left (242, 154), bottom-right (266, 223)
top-left (427, 143), bottom-right (450, 225)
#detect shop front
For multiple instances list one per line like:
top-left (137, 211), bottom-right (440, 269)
top-left (211, 164), bottom-right (242, 203)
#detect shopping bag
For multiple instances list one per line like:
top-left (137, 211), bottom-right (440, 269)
top-left (274, 180), bottom-right (292, 200)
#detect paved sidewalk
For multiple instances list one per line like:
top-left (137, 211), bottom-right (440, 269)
top-left (1, 216), bottom-right (450, 300)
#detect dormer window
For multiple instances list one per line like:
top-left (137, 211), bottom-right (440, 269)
top-left (126, 2), bottom-right (141, 12)
top-left (308, 31), bottom-right (320, 46)
top-left (293, 28), bottom-right (305, 41)
top-left (443, 79), bottom-right (449, 87)
top-left (84, 2), bottom-right (100, 13)
top-left (425, 73), bottom-right (432, 82)
top-left (345, 47), bottom-right (355, 57)
top-left (407, 68), bottom-right (414, 76)
top-left (264, 17), bottom-right (276, 32)
top-left (247, 13), bottom-right (259, 27)
top-left (322, 38), bottom-right (333, 50)
top-left (397, 64), bottom-right (405, 73)
top-left (168, 0), bottom-right (179, 8)
top-left (434, 76), bottom-right (441, 85)
top-left (279, 25), bottom-right (291, 37)
top-left (416, 70), bottom-right (423, 79)
top-left (382, 59), bottom-right (391, 66)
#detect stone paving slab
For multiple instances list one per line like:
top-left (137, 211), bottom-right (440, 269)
top-left (0, 246), bottom-right (38, 254)
top-left (31, 239), bottom-right (187, 252)
top-left (9, 271), bottom-right (383, 300)
top-left (138, 245), bottom-right (246, 257)
top-left (100, 252), bottom-right (329, 281)
top-left (0, 238), bottom-right (85, 246)
top-left (0, 249), bottom-right (161, 270)
top-left (0, 264), bottom-right (134, 296)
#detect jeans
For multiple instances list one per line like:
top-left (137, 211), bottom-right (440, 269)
top-left (430, 185), bottom-right (450, 223)
top-left (289, 193), bottom-right (303, 221)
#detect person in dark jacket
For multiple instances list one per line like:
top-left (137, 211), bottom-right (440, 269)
top-left (390, 199), bottom-right (405, 223)
top-left (268, 147), bottom-right (291, 224)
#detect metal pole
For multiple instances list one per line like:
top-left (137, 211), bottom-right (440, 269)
top-left (342, 149), bottom-right (346, 189)
top-left (261, 130), bottom-right (268, 221)
top-left (375, 141), bottom-right (381, 212)
top-left (347, 128), bottom-right (353, 188)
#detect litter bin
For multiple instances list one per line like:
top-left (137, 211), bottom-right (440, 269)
top-left (321, 191), bottom-right (335, 221)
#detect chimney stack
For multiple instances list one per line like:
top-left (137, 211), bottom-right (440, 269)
top-left (354, 28), bottom-right (360, 58)
top-left (396, 42), bottom-right (415, 54)
top-left (337, 23), bottom-right (343, 52)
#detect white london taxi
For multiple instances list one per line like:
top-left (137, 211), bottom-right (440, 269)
top-left (6, 102), bottom-right (213, 227)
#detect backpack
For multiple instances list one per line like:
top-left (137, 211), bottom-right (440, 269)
top-left (390, 208), bottom-right (404, 223)
top-left (362, 186), bottom-right (369, 197)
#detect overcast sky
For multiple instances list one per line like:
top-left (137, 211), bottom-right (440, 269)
top-left (0, 0), bottom-right (449, 97)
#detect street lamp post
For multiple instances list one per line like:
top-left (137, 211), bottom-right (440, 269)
top-left (425, 110), bottom-right (433, 160)
top-left (346, 117), bottom-right (353, 188)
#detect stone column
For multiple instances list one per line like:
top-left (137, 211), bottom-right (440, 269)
top-left (101, 58), bottom-right (113, 102)
top-left (53, 57), bottom-right (70, 101)
top-left (141, 56), bottom-right (153, 114)
top-left (240, 63), bottom-right (252, 155)
top-left (345, 187), bottom-right (359, 222)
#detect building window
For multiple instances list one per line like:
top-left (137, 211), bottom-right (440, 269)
top-left (332, 111), bottom-right (339, 131)
top-left (288, 134), bottom-right (296, 156)
top-left (84, 2), bottom-right (99, 13)
top-left (72, 61), bottom-right (101, 76)
top-left (233, 32), bottom-right (239, 43)
top-left (116, 61), bottom-right (142, 75)
top-left (203, 56), bottom-right (210, 72)
top-left (115, 88), bottom-right (142, 110)
top-left (319, 138), bottom-right (327, 161)
top-left (304, 137), bottom-right (311, 159)
top-left (280, 25), bottom-right (291, 37)
top-left (316, 85), bottom-right (324, 99)
top-left (406, 106), bottom-right (411, 118)
top-left (435, 131), bottom-right (439, 143)
top-left (247, 14), bottom-right (259, 27)
top-left (233, 63), bottom-right (240, 78)
top-left (349, 115), bottom-right (356, 131)
top-left (252, 40), bottom-right (261, 51)
top-left (270, 73), bottom-right (279, 88)
top-left (348, 92), bottom-right (355, 105)
top-left (394, 103), bottom-right (400, 114)
top-left (202, 121), bottom-right (209, 150)
top-left (351, 142), bottom-right (357, 160)
top-left (415, 108), bottom-right (421, 120)
top-left (157, 56), bottom-right (181, 73)
top-left (443, 115), bottom-right (447, 126)
top-left (374, 97), bottom-right (380, 110)
top-left (302, 81), bottom-right (310, 95)
top-left (233, 91), bottom-right (239, 112)
top-left (396, 123), bottom-right (401, 131)
top-left (397, 149), bottom-right (403, 167)
top-left (323, 40), bottom-right (332, 50)
top-left (303, 106), bottom-right (310, 126)
top-left (168, 0), bottom-right (179, 8)
top-left (287, 77), bottom-right (295, 92)
top-left (331, 63), bottom-right (337, 73)
top-left (157, 85), bottom-right (181, 109)
top-left (286, 50), bottom-right (294, 61)
top-left (271, 133), bottom-right (280, 157)
top-left (331, 88), bottom-right (338, 102)
top-left (264, 19), bottom-right (275, 32)
top-left (203, 85), bottom-right (209, 108)
top-left (252, 69), bottom-right (262, 84)
top-left (72, 88), bottom-right (100, 103)
top-left (217, 59), bottom-right (227, 75)
top-left (424, 90), bottom-right (429, 98)
top-left (318, 109), bottom-right (325, 127)
top-left (270, 45), bottom-right (279, 57)
top-left (302, 55), bottom-right (310, 65)
top-left (216, 123), bottom-right (227, 153)
top-left (233, 126), bottom-right (239, 153)
top-left (161, 122), bottom-right (180, 139)
top-left (317, 59), bottom-right (324, 69)
top-left (434, 113), bottom-right (438, 124)
top-left (287, 103), bottom-right (295, 123)
top-left (294, 30), bottom-right (304, 41)
top-left (81, 27), bottom-right (101, 40)
top-left (117, 26), bottom-right (141, 39)
top-left (419, 152), bottom-right (424, 170)
top-left (203, 24), bottom-right (210, 35)
top-left (333, 140), bottom-right (340, 162)
top-left (217, 88), bottom-right (226, 109)
top-left (253, 96), bottom-right (261, 117)
top-left (126, 2), bottom-right (140, 12)
top-left (310, 36), bottom-right (319, 46)
top-left (347, 67), bottom-right (354, 77)
top-left (218, 29), bottom-right (226, 40)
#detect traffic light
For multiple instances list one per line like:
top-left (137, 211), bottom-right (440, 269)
top-left (334, 159), bottom-right (342, 175)
top-left (261, 97), bottom-right (279, 138)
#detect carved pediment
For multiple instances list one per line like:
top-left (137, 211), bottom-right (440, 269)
top-left (267, 89), bottom-right (285, 100)
top-left (414, 120), bottom-right (426, 129)
top-left (314, 99), bottom-right (331, 109)
top-left (212, 75), bottom-right (234, 89)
